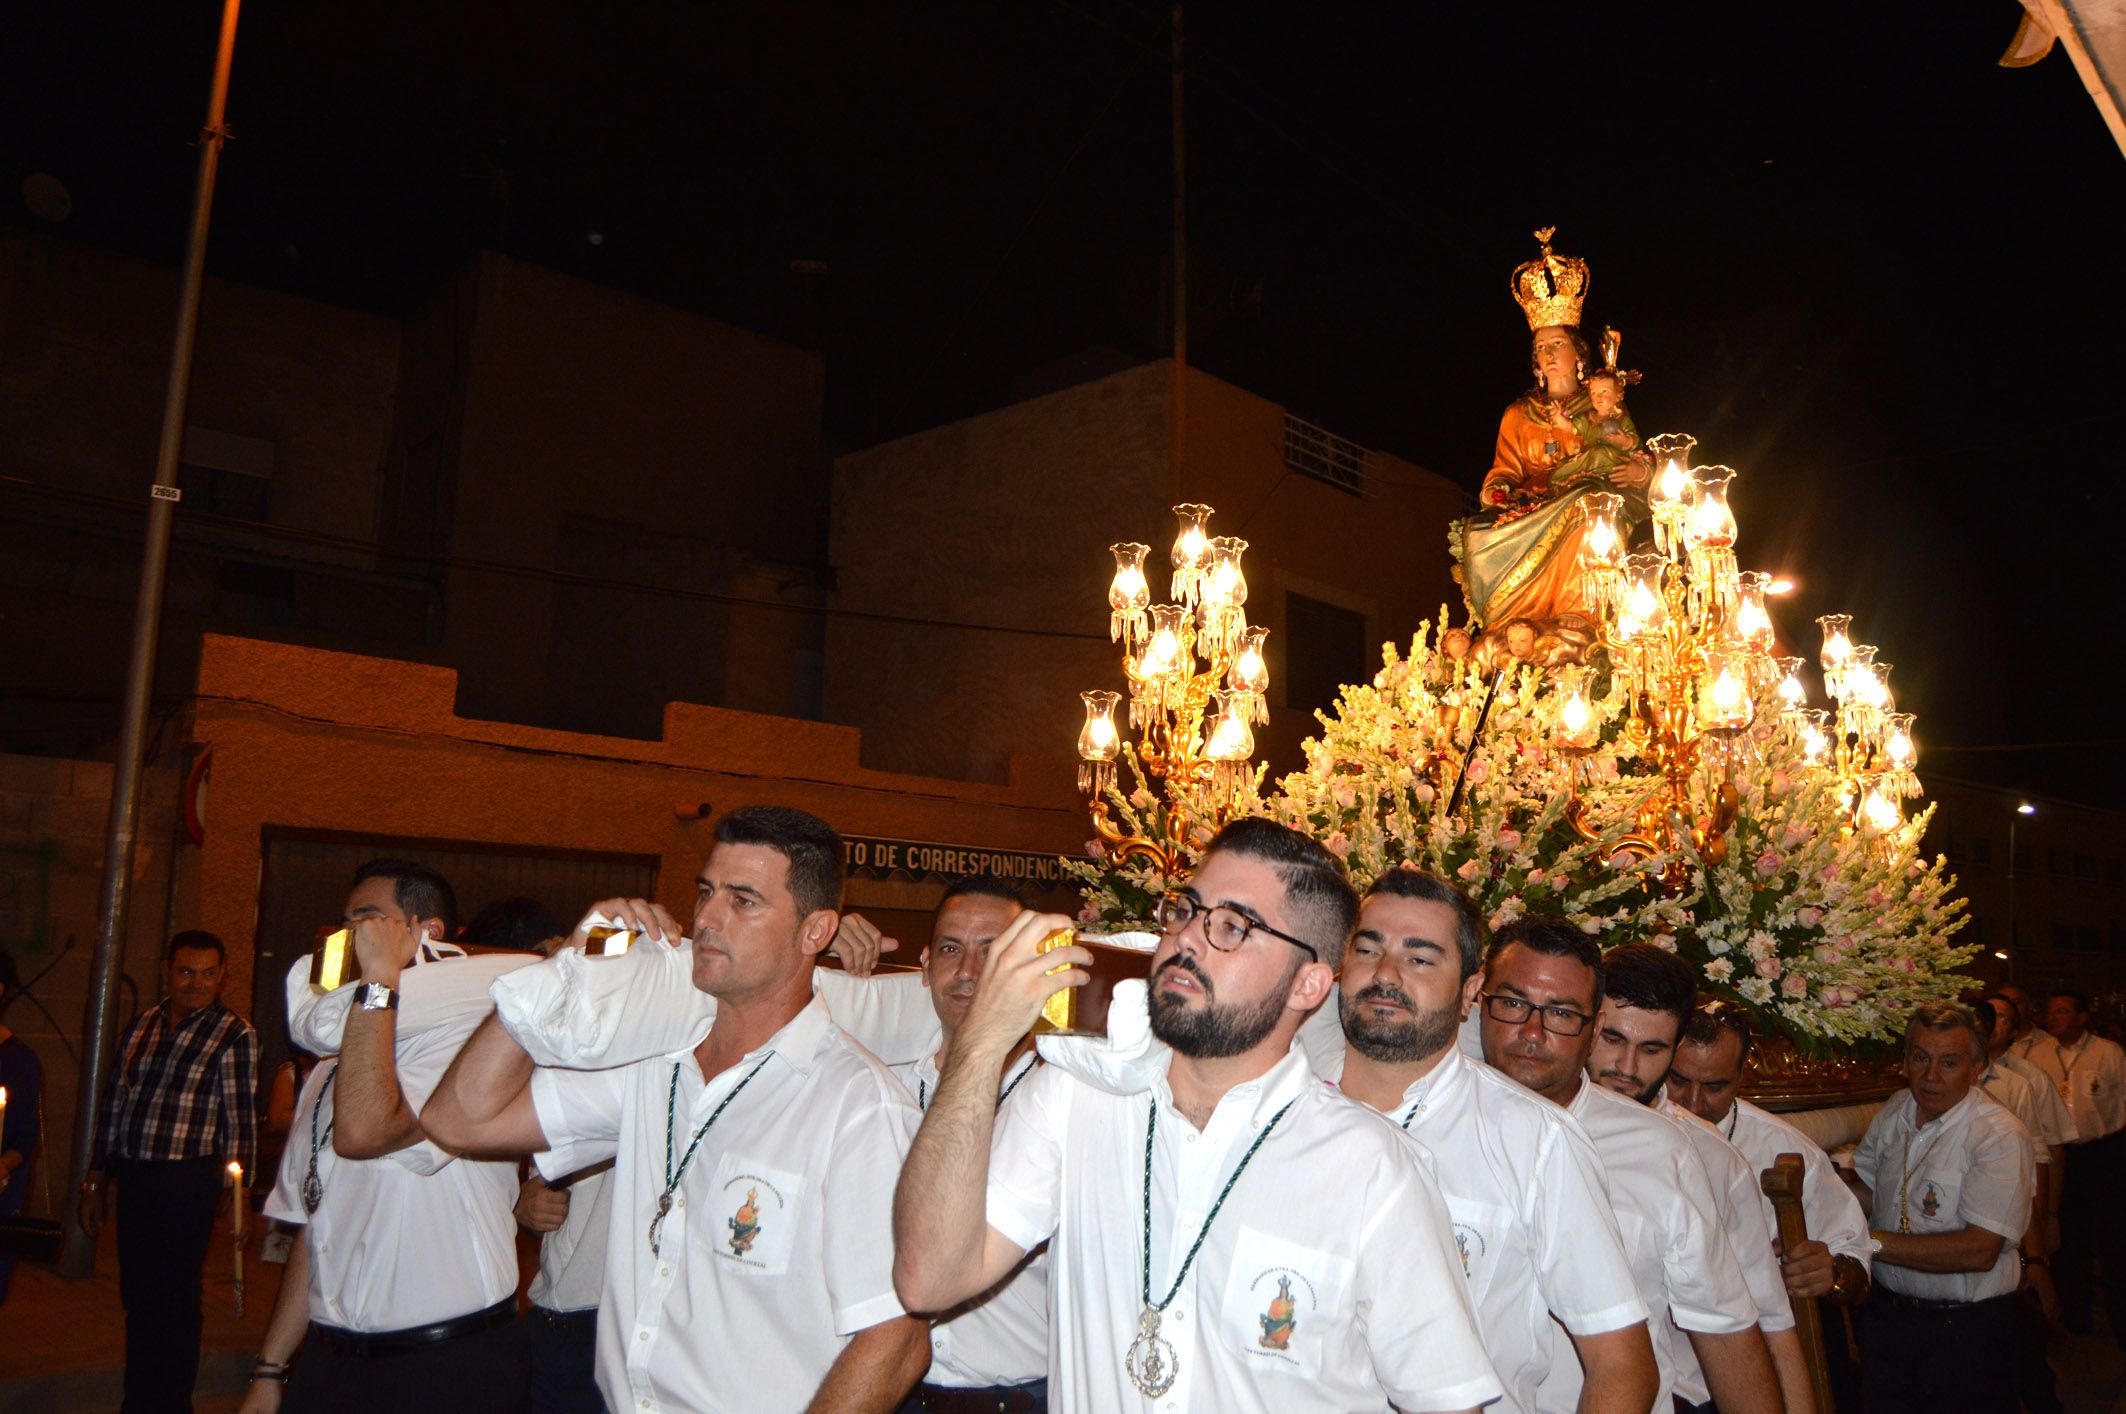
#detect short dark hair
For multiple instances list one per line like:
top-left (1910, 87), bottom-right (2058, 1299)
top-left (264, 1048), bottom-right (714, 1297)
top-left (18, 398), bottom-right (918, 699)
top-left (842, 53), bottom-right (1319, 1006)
top-left (167, 929), bottom-right (225, 965)
top-left (352, 859), bottom-right (460, 938)
top-left (1681, 1000), bottom-right (1755, 1061)
top-left (1362, 868), bottom-right (1484, 980)
top-left (2048, 985), bottom-right (2092, 1016)
top-left (1199, 817), bottom-right (1359, 968)
top-left (1600, 943), bottom-right (1698, 1025)
top-left (937, 876), bottom-right (1025, 911)
top-left (461, 897), bottom-right (566, 953)
top-left (1488, 914), bottom-right (1602, 973)
top-left (714, 806), bottom-right (844, 916)
top-left (1905, 1001), bottom-right (1987, 1057)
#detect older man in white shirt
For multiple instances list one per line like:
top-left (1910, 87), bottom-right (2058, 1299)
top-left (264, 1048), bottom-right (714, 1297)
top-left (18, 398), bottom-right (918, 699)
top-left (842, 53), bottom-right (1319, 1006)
top-left (1476, 917), bottom-right (1772, 1414)
top-left (424, 806), bottom-right (931, 1414)
top-left (1322, 868), bottom-right (1655, 1414)
top-left (895, 818), bottom-right (1501, 1414)
top-left (1853, 1002), bottom-right (2033, 1413)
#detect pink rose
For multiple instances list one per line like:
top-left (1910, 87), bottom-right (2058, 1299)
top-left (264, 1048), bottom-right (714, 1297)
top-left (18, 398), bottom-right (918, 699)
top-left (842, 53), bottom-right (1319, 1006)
top-left (1455, 859), bottom-right (1481, 882)
top-left (1526, 868), bottom-right (1548, 887)
top-left (1770, 770), bottom-right (1792, 795)
top-left (1496, 828), bottom-right (1522, 851)
top-left (1754, 955), bottom-right (1783, 980)
top-left (1781, 972), bottom-right (1808, 998)
top-left (1464, 759), bottom-right (1489, 785)
top-left (1797, 907), bottom-right (1823, 929)
top-left (1324, 832), bottom-right (1351, 860)
top-left (1084, 839), bottom-right (1106, 859)
top-left (1755, 850), bottom-right (1785, 878)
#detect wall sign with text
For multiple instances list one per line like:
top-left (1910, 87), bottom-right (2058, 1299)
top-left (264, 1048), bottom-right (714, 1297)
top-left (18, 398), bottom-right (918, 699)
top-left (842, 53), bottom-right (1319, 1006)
top-left (841, 835), bottom-right (1073, 887)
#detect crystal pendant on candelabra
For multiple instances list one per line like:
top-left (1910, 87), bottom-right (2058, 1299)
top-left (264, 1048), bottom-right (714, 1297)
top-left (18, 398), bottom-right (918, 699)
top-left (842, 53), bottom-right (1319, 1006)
top-left (1772, 656), bottom-right (1808, 712)
top-left (1643, 432), bottom-right (1698, 560)
top-left (1734, 571), bottom-right (1775, 657)
top-left (1204, 690), bottom-right (1256, 799)
top-left (1682, 468), bottom-right (1740, 626)
top-left (1816, 614), bottom-right (1854, 698)
top-left (1077, 691), bottom-right (1122, 795)
top-left (1794, 708), bottom-right (1831, 765)
top-left (1840, 646), bottom-right (1884, 743)
top-left (1130, 605), bottom-right (1190, 729)
top-left (1169, 504), bottom-right (1214, 606)
top-left (1199, 536), bottom-right (1249, 657)
top-left (1557, 675), bottom-right (1599, 750)
top-left (1616, 551), bottom-right (1667, 647)
top-left (1698, 647), bottom-right (1754, 735)
top-left (1859, 779), bottom-right (1904, 835)
top-left (1576, 492), bottom-right (1627, 622)
top-left (1881, 711), bottom-right (1921, 798)
top-left (1108, 543), bottom-right (1152, 647)
top-left (1226, 626), bottom-right (1270, 723)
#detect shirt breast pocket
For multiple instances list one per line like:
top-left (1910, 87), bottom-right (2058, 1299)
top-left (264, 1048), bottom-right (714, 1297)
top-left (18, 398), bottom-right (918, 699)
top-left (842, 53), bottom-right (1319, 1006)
top-left (1217, 1226), bottom-right (1354, 1382)
top-left (708, 1152), bottom-right (806, 1278)
top-left (1441, 1195), bottom-right (1512, 1297)
top-left (1907, 1171), bottom-right (1963, 1230)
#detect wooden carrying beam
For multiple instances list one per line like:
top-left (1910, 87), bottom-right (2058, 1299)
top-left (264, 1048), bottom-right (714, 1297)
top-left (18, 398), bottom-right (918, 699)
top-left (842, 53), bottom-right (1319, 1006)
top-left (1762, 1152), bottom-right (1836, 1412)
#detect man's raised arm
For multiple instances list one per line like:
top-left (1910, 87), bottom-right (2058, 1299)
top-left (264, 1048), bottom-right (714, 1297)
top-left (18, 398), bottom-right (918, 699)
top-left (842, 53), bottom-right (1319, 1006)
top-left (423, 1012), bottom-right (549, 1158)
top-left (891, 911), bottom-right (1086, 1312)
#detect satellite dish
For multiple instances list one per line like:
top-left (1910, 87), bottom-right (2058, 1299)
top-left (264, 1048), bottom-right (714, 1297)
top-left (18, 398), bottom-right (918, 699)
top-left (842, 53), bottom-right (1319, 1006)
top-left (22, 172), bottom-right (73, 223)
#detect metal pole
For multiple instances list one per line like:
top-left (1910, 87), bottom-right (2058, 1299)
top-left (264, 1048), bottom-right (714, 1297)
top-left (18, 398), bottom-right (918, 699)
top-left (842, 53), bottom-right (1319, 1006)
top-left (60, 0), bottom-right (244, 1277)
top-left (2008, 811), bottom-right (2021, 982)
top-left (1167, 0), bottom-right (1186, 503)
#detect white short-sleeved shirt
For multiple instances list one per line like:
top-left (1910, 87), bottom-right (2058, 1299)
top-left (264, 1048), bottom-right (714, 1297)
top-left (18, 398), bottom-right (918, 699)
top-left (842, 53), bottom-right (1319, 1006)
top-left (1559, 1080), bottom-right (1757, 1412)
top-left (1658, 1099), bottom-right (1793, 1406)
top-left (1315, 1047), bottom-right (1646, 1414)
top-left (992, 1018), bottom-right (1500, 1414)
top-left (2018, 1032), bottom-right (2126, 1142)
top-left (263, 993), bottom-right (520, 1331)
top-left (890, 1049), bottom-right (1048, 1389)
top-left (1720, 1098), bottom-right (1872, 1270)
top-left (1854, 1088), bottom-right (2034, 1302)
top-left (531, 995), bottom-right (917, 1414)
top-left (529, 1164), bottom-right (614, 1314)
top-left (1979, 1062), bottom-right (2049, 1167)
top-left (1999, 1052), bottom-right (2078, 1147)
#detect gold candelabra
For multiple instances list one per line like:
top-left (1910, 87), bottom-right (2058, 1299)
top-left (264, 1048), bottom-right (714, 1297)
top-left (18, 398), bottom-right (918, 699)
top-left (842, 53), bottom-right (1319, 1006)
top-left (1558, 433), bottom-right (1918, 890)
top-left (1076, 505), bottom-right (1268, 878)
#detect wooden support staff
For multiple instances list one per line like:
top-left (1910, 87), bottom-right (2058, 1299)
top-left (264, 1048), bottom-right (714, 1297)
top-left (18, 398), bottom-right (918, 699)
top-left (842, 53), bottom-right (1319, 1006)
top-left (1763, 1151), bottom-right (1834, 1412)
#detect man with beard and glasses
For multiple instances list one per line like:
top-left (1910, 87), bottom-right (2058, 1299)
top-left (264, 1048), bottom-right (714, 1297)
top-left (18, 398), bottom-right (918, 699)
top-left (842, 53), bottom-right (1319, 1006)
top-left (1478, 917), bottom-right (1773, 1414)
top-left (1587, 945), bottom-right (1806, 1414)
top-left (894, 818), bottom-right (1500, 1414)
top-left (1323, 868), bottom-right (1655, 1414)
top-left (884, 876), bottom-right (1050, 1414)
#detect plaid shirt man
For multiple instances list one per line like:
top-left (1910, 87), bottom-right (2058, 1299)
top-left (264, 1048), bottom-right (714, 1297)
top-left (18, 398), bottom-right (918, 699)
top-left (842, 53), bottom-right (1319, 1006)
top-left (94, 998), bottom-right (258, 1173)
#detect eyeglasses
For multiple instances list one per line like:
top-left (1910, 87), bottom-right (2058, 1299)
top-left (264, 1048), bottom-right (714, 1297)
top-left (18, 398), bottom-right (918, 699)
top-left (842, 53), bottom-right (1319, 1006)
top-left (1154, 891), bottom-right (1318, 962)
top-left (1481, 992), bottom-right (1594, 1036)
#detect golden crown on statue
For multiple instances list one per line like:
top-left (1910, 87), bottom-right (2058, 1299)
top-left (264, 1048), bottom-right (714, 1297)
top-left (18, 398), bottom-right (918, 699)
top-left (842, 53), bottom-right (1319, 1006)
top-left (1511, 226), bottom-right (1590, 331)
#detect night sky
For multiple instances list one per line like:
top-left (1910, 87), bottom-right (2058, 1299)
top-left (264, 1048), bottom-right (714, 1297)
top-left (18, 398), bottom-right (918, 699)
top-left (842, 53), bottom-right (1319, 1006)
top-left (7, 2), bottom-right (2123, 807)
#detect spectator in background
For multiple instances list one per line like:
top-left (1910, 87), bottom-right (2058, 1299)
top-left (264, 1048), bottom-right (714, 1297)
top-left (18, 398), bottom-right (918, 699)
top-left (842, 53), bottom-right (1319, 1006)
top-left (81, 930), bottom-right (259, 1414)
top-left (0, 944), bottom-right (45, 1305)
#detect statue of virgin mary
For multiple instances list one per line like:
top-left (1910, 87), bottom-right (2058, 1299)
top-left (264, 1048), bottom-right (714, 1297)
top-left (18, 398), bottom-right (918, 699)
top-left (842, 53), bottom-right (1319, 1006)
top-left (1452, 229), bottom-right (1649, 666)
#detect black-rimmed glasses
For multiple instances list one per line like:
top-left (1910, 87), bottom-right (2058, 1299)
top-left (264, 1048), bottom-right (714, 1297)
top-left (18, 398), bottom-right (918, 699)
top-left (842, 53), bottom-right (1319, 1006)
top-left (1154, 891), bottom-right (1318, 962)
top-left (1481, 992), bottom-right (1594, 1036)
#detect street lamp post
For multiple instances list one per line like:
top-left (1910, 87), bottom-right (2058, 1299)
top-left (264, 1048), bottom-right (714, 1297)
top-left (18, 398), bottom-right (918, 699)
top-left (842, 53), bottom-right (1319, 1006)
top-left (59, 0), bottom-right (245, 1277)
top-left (2007, 801), bottom-right (2036, 981)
